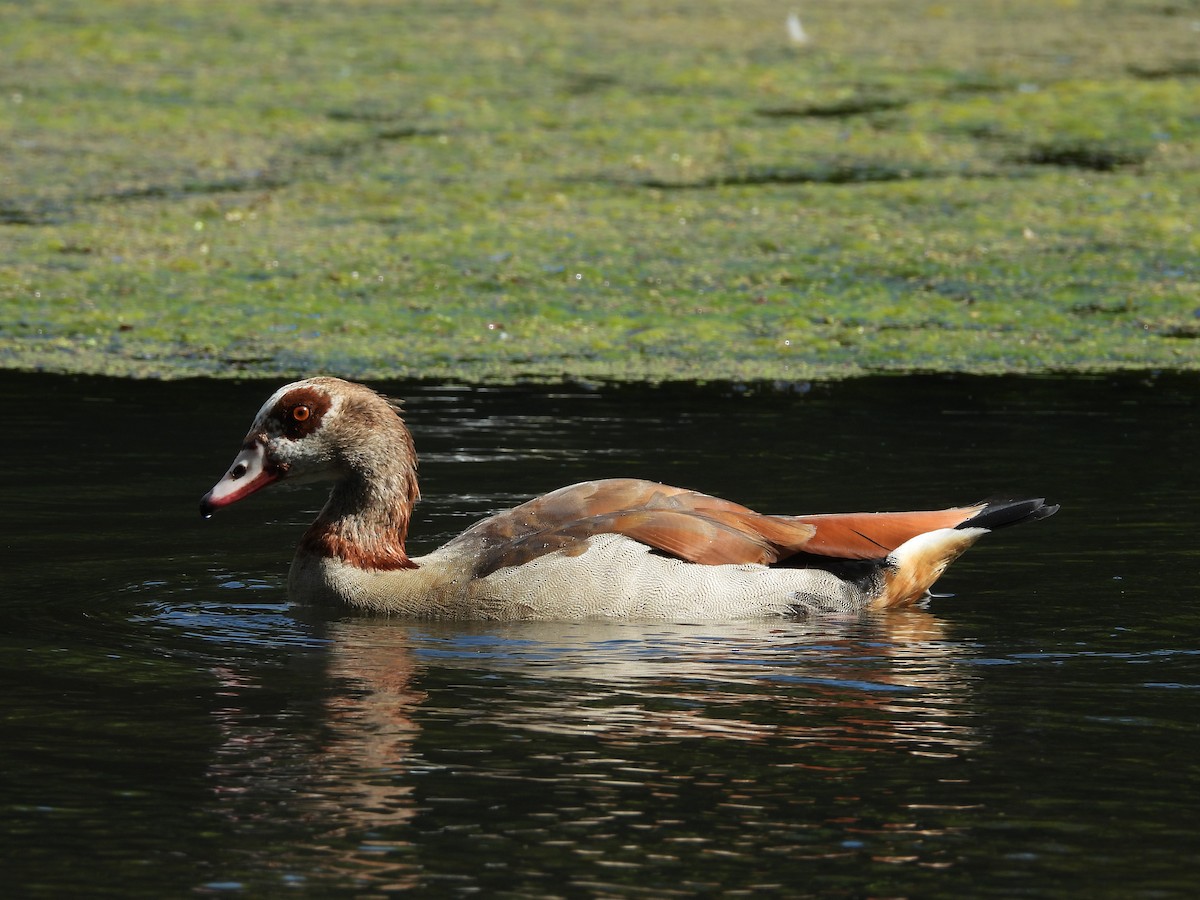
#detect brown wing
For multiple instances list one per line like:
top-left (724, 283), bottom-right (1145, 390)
top-left (444, 478), bottom-right (818, 577)
top-left (793, 506), bottom-right (987, 559)
top-left (444, 478), bottom-right (987, 575)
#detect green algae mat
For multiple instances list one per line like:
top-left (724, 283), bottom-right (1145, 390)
top-left (2, 0), bottom-right (1198, 382)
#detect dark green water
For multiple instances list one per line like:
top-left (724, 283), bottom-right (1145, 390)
top-left (3, 372), bottom-right (1199, 897)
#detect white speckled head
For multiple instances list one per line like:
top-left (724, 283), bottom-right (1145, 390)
top-left (200, 377), bottom-right (359, 515)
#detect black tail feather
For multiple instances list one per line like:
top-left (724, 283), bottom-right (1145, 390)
top-left (959, 498), bottom-right (1059, 531)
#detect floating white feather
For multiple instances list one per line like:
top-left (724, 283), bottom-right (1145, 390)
top-left (786, 11), bottom-right (809, 45)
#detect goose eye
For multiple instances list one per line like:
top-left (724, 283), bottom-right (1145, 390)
top-left (292, 405), bottom-right (311, 422)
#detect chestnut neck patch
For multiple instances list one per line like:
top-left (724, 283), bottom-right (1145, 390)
top-left (299, 521), bottom-right (418, 571)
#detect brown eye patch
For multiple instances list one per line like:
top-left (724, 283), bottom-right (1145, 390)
top-left (274, 387), bottom-right (331, 440)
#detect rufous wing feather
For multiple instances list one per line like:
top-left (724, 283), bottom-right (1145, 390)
top-left (453, 478), bottom-right (820, 575)
top-left (794, 506), bottom-right (987, 559)
top-left (595, 508), bottom-right (815, 566)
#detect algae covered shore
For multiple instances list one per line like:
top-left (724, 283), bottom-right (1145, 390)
top-left (1, 0), bottom-right (1197, 383)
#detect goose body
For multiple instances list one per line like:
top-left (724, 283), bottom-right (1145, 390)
top-left (201, 377), bottom-right (1057, 621)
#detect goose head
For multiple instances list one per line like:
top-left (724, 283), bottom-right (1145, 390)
top-left (200, 377), bottom-right (417, 519)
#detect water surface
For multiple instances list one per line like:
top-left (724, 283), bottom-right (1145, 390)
top-left (3, 372), bottom-right (1198, 897)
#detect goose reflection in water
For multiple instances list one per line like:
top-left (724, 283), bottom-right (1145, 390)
top-left (200, 608), bottom-right (980, 888)
top-left (359, 611), bottom-right (982, 755)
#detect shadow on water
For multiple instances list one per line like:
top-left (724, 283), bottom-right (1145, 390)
top-left (3, 371), bottom-right (1200, 897)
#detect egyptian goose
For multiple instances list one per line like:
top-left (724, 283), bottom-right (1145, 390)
top-left (200, 377), bottom-right (1057, 620)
